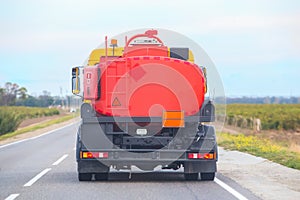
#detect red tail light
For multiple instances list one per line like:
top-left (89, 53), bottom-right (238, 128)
top-left (188, 153), bottom-right (214, 160)
top-left (188, 153), bottom-right (202, 159)
top-left (99, 152), bottom-right (108, 158)
top-left (82, 152), bottom-right (109, 159)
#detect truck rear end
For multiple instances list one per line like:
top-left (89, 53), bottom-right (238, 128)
top-left (72, 29), bottom-right (218, 181)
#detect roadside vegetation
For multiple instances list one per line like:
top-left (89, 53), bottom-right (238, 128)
top-left (225, 104), bottom-right (300, 131)
top-left (0, 106), bottom-right (60, 135)
top-left (220, 103), bottom-right (300, 170)
top-left (0, 114), bottom-right (75, 141)
top-left (217, 132), bottom-right (300, 170)
top-left (0, 82), bottom-right (80, 139)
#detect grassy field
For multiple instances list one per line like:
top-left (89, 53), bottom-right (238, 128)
top-left (220, 104), bottom-right (300, 170)
top-left (0, 106), bottom-right (60, 135)
top-left (217, 132), bottom-right (300, 170)
top-left (225, 104), bottom-right (300, 130)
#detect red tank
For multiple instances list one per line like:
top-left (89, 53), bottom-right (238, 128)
top-left (84, 30), bottom-right (206, 118)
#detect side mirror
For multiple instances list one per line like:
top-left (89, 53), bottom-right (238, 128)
top-left (72, 67), bottom-right (80, 95)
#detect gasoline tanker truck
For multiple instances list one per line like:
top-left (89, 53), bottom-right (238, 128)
top-left (71, 29), bottom-right (217, 181)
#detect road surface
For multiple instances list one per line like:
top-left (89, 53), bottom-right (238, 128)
top-left (0, 122), bottom-right (260, 200)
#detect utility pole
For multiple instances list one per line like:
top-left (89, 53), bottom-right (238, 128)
top-left (60, 87), bottom-right (65, 109)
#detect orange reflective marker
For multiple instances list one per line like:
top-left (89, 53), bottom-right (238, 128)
top-left (162, 111), bottom-right (185, 127)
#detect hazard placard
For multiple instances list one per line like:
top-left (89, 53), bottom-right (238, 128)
top-left (112, 97), bottom-right (121, 106)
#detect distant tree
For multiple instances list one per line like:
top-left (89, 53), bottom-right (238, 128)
top-left (0, 88), bottom-right (4, 105)
top-left (0, 82), bottom-right (29, 106)
top-left (38, 90), bottom-right (54, 107)
top-left (0, 82), bottom-right (19, 105)
top-left (263, 96), bottom-right (271, 104)
top-left (273, 97), bottom-right (280, 104)
top-left (18, 87), bottom-right (28, 100)
top-left (16, 95), bottom-right (38, 106)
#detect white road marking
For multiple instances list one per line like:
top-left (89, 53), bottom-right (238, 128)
top-left (0, 122), bottom-right (78, 149)
top-left (52, 154), bottom-right (69, 166)
top-left (24, 168), bottom-right (52, 187)
top-left (4, 194), bottom-right (20, 200)
top-left (215, 178), bottom-right (249, 200)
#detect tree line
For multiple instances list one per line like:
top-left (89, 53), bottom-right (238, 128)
top-left (217, 96), bottom-right (300, 104)
top-left (0, 82), bottom-right (65, 107)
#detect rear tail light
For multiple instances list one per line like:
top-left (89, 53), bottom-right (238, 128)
top-left (203, 153), bottom-right (214, 159)
top-left (81, 152), bottom-right (109, 159)
top-left (99, 152), bottom-right (108, 158)
top-left (188, 153), bottom-right (202, 159)
top-left (187, 153), bottom-right (214, 160)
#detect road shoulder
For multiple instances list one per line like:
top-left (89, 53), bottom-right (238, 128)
top-left (0, 117), bottom-right (80, 146)
top-left (218, 147), bottom-right (300, 200)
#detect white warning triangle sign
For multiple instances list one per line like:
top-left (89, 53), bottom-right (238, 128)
top-left (112, 97), bottom-right (121, 106)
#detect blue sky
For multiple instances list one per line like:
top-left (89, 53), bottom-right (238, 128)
top-left (0, 0), bottom-right (299, 97)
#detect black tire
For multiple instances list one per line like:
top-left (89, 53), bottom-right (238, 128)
top-left (184, 173), bottom-right (199, 181)
top-left (200, 172), bottom-right (215, 181)
top-left (95, 173), bottom-right (109, 181)
top-left (76, 130), bottom-right (81, 162)
top-left (78, 173), bottom-right (92, 181)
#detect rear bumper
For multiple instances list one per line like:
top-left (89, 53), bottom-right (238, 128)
top-left (77, 149), bottom-right (217, 173)
top-left (77, 159), bottom-right (216, 173)
top-left (79, 149), bottom-right (216, 161)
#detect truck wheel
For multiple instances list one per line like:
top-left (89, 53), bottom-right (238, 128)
top-left (200, 172), bottom-right (215, 181)
top-left (95, 173), bottom-right (108, 181)
top-left (78, 173), bottom-right (92, 181)
top-left (184, 173), bottom-right (199, 181)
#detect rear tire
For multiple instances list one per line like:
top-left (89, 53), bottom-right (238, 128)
top-left (200, 172), bottom-right (215, 181)
top-left (184, 173), bottom-right (199, 181)
top-left (78, 173), bottom-right (92, 181)
top-left (95, 173), bottom-right (109, 181)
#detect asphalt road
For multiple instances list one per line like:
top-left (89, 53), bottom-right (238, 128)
top-left (0, 122), bottom-right (260, 200)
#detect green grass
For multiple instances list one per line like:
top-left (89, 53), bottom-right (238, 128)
top-left (217, 132), bottom-right (300, 170)
top-left (0, 114), bottom-right (76, 141)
